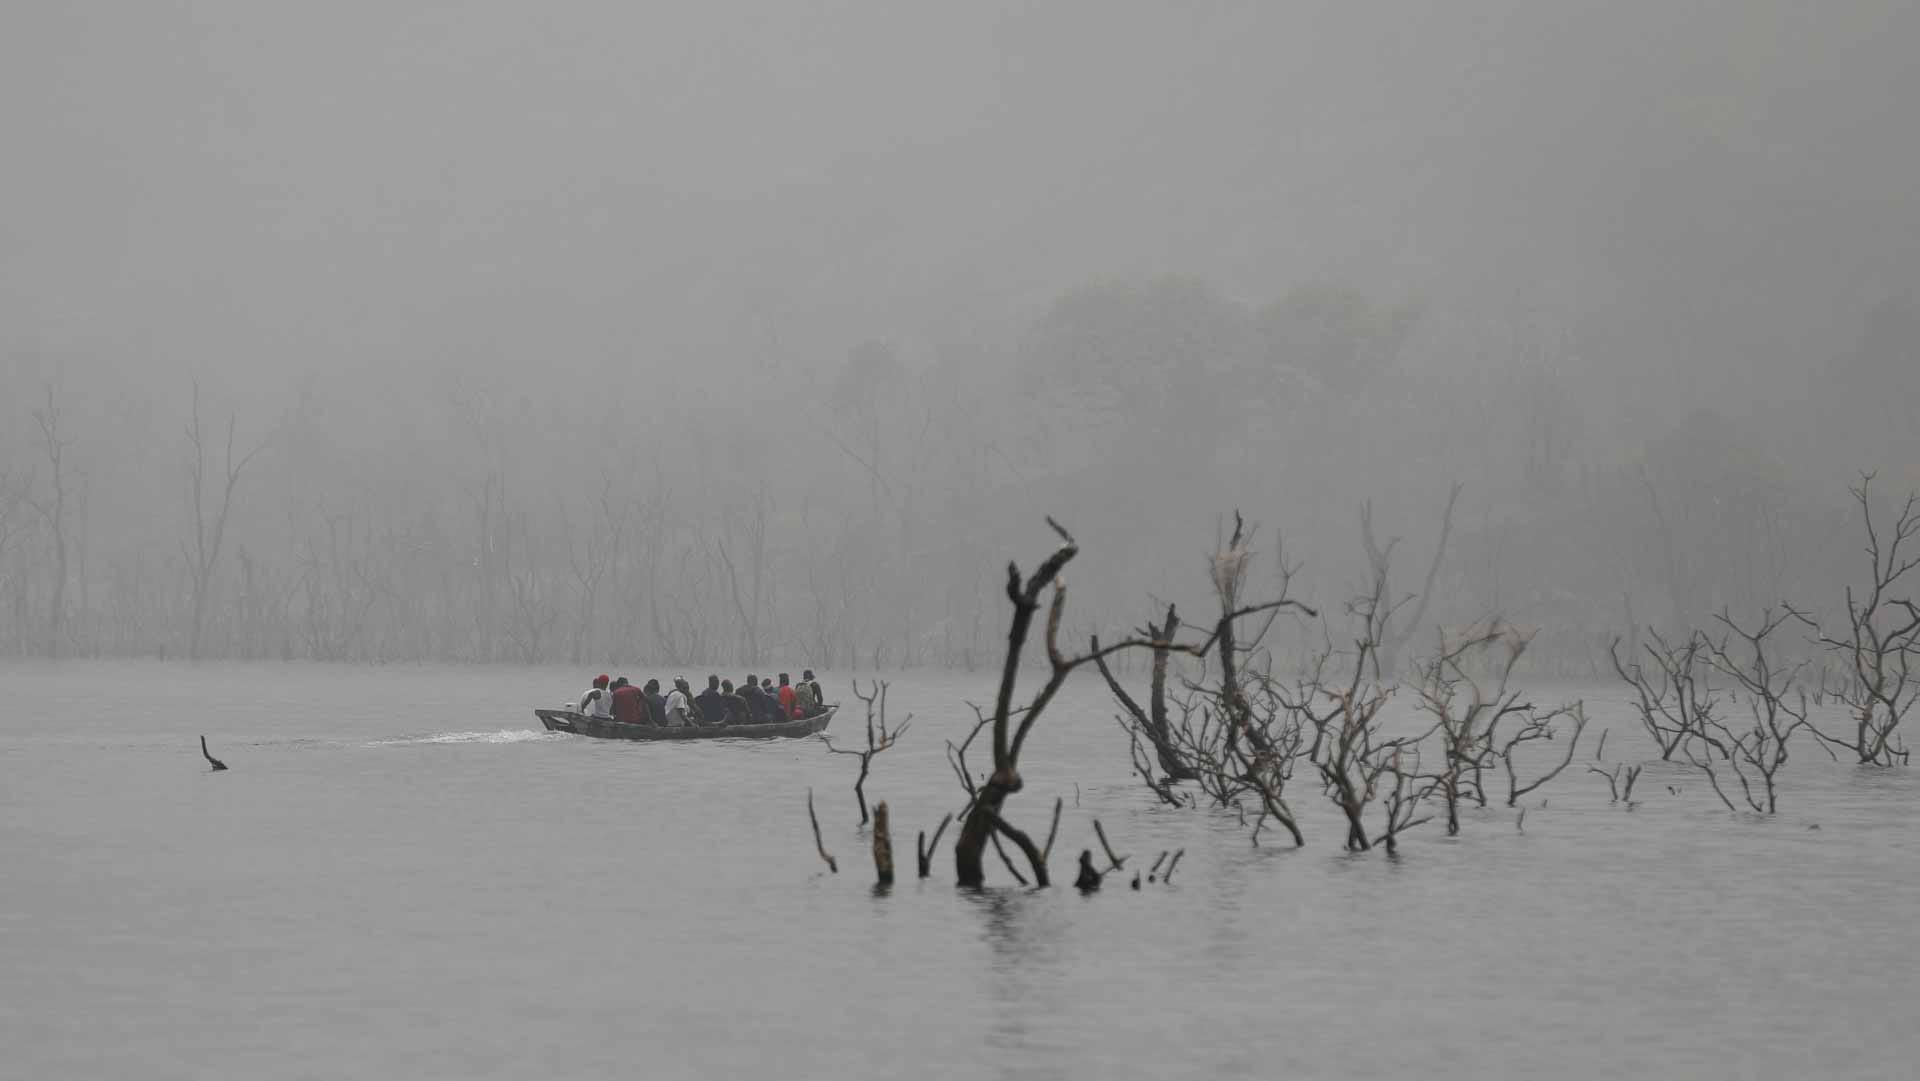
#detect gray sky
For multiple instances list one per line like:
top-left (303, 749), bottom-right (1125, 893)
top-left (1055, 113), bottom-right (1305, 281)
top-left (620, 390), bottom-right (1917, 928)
top-left (9, 1), bottom-right (1913, 405)
top-left (2, 1), bottom-right (1916, 665)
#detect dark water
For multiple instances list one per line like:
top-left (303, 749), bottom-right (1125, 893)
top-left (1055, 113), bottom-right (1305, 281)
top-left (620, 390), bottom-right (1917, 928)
top-left (4, 661), bottom-right (1916, 1079)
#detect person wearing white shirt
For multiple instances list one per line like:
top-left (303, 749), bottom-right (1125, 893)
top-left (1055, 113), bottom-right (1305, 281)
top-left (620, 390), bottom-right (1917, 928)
top-left (578, 674), bottom-right (613, 719)
top-left (662, 679), bottom-right (694, 726)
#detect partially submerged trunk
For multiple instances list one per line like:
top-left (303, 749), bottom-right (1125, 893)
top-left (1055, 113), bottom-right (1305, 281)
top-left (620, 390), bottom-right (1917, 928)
top-left (872, 802), bottom-right (894, 886)
top-left (953, 519), bottom-right (1164, 888)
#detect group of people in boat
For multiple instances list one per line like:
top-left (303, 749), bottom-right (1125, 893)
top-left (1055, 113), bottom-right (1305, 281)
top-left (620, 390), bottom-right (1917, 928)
top-left (572, 670), bottom-right (826, 727)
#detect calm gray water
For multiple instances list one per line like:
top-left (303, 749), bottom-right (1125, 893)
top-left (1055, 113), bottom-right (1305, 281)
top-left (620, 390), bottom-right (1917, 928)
top-left (4, 661), bottom-right (1916, 1080)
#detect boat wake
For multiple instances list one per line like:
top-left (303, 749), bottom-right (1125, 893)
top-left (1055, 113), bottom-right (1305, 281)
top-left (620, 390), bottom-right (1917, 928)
top-left (367, 729), bottom-right (560, 747)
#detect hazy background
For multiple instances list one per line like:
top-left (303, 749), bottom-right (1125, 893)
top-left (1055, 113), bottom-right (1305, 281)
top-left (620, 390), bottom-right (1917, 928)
top-left (4, 0), bottom-right (1917, 668)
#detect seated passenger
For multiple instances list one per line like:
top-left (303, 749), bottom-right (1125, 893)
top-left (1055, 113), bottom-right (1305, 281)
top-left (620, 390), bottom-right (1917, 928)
top-left (718, 680), bottom-right (751, 723)
top-left (662, 678), bottom-right (695, 726)
top-left (609, 677), bottom-right (647, 724)
top-left (803, 670), bottom-right (824, 713)
top-left (753, 679), bottom-right (785, 723)
top-left (793, 677), bottom-right (819, 719)
top-left (694, 676), bottom-right (727, 726)
top-left (777, 673), bottom-right (797, 718)
top-left (578, 674), bottom-right (613, 719)
top-left (739, 674), bottom-right (770, 722)
top-left (643, 679), bottom-right (667, 726)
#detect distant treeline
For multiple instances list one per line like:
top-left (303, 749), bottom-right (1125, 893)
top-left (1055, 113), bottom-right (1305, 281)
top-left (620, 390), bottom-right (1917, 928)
top-left (2, 281), bottom-right (1915, 670)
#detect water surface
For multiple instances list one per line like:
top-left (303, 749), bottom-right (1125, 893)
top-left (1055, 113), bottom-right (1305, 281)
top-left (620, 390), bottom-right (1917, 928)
top-left (4, 661), bottom-right (1915, 1079)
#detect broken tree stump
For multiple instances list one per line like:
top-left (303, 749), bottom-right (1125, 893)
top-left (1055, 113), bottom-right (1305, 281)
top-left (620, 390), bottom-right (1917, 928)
top-left (873, 801), bottom-right (895, 886)
top-left (916, 813), bottom-right (953, 879)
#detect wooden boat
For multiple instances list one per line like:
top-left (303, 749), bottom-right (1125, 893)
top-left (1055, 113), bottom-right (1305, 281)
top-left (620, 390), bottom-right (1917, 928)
top-left (534, 704), bottom-right (836, 741)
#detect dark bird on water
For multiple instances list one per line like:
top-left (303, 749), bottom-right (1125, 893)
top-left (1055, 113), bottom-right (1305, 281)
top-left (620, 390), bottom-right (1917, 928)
top-left (200, 735), bottom-right (228, 772)
top-left (1075, 850), bottom-right (1103, 891)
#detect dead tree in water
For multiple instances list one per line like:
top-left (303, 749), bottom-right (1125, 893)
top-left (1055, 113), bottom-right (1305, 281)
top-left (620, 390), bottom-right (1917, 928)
top-left (1102, 514), bottom-right (1316, 845)
top-left (1610, 630), bottom-right (1719, 760)
top-left (1694, 608), bottom-right (1814, 812)
top-left (1790, 473), bottom-right (1919, 766)
top-left (952, 519), bottom-right (1165, 888)
top-left (199, 735), bottom-right (228, 772)
top-left (1093, 602), bottom-right (1194, 782)
top-left (1291, 559), bottom-right (1416, 852)
top-left (822, 680), bottom-right (910, 825)
top-left (1416, 620), bottom-right (1532, 833)
top-left (1501, 701), bottom-right (1586, 807)
top-left (1588, 730), bottom-right (1643, 805)
top-left (1369, 745), bottom-right (1430, 853)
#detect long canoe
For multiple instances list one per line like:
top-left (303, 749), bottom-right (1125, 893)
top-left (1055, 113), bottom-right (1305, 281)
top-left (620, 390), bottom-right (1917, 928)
top-left (534, 704), bottom-right (835, 741)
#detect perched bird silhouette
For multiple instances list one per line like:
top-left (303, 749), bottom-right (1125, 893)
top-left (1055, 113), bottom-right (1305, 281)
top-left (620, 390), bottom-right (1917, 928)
top-left (200, 735), bottom-right (228, 772)
top-left (1075, 850), bottom-right (1103, 891)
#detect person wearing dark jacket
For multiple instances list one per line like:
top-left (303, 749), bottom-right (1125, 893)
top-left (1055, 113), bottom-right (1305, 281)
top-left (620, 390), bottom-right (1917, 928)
top-left (643, 679), bottom-right (667, 727)
top-left (741, 675), bottom-right (782, 723)
top-left (719, 680), bottom-right (751, 723)
top-left (803, 670), bottom-right (824, 713)
top-left (694, 675), bottom-right (727, 726)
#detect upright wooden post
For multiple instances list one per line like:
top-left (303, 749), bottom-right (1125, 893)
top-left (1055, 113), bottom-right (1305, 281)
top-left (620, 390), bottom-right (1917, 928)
top-left (872, 801), bottom-right (894, 886)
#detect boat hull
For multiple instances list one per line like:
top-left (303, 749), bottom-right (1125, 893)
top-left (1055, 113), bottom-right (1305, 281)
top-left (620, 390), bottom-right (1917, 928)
top-left (534, 704), bottom-right (835, 741)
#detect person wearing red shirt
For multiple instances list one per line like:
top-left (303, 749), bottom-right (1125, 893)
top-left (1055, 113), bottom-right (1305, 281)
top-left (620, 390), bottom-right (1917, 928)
top-left (777, 673), bottom-right (797, 718)
top-left (609, 676), bottom-right (647, 724)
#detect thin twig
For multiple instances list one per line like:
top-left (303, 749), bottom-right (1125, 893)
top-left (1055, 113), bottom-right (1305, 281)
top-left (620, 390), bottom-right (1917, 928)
top-left (807, 788), bottom-right (837, 873)
top-left (990, 830), bottom-right (1029, 886)
top-left (1041, 797), bottom-right (1063, 864)
top-left (1092, 819), bottom-right (1127, 871)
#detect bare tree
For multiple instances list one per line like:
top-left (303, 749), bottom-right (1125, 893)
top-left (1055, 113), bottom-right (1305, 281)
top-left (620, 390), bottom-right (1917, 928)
top-left (0, 467), bottom-right (33, 652)
top-left (1695, 608), bottom-right (1815, 812)
top-left (1093, 515), bottom-right (1317, 844)
top-left (1093, 602), bottom-right (1194, 782)
top-left (1292, 561), bottom-right (1422, 852)
top-left (821, 679), bottom-right (911, 825)
top-left (952, 519), bottom-right (1164, 887)
top-left (564, 471), bottom-right (630, 664)
top-left (1500, 701), bottom-right (1586, 807)
top-left (27, 387), bottom-right (74, 656)
top-left (182, 381), bottom-right (269, 661)
top-left (1367, 744), bottom-right (1433, 854)
top-left (502, 510), bottom-right (559, 664)
top-left (714, 487), bottom-right (769, 665)
top-left (1610, 630), bottom-right (1720, 760)
top-left (1415, 619), bottom-right (1533, 833)
top-left (1790, 473), bottom-right (1919, 766)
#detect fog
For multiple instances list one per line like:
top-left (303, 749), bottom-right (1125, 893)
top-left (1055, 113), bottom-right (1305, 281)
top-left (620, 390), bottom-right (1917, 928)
top-left (3, 0), bottom-right (1916, 668)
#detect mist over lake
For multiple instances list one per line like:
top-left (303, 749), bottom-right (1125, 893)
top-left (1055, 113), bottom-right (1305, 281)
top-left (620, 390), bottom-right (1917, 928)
top-left (6, 2), bottom-right (1920, 1077)
top-left (3, 662), bottom-right (1915, 1079)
